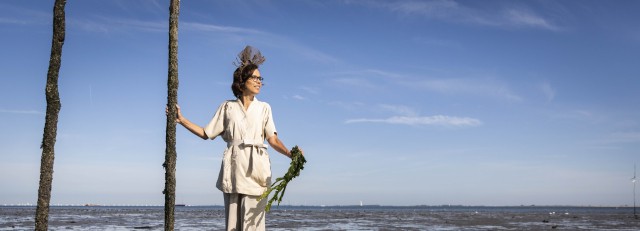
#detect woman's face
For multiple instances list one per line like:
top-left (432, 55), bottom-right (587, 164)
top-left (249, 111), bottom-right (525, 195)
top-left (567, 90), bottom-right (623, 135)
top-left (243, 69), bottom-right (262, 97)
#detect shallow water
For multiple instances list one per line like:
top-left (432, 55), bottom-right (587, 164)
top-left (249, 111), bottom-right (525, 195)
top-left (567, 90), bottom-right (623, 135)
top-left (1, 206), bottom-right (638, 230)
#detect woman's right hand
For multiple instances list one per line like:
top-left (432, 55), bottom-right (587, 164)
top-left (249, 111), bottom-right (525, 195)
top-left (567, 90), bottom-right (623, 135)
top-left (175, 104), bottom-right (183, 124)
top-left (166, 104), bottom-right (183, 124)
top-left (166, 104), bottom-right (208, 139)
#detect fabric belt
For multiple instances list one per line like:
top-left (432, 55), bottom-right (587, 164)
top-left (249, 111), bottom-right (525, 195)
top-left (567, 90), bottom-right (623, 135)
top-left (227, 139), bottom-right (267, 154)
top-left (227, 139), bottom-right (268, 176)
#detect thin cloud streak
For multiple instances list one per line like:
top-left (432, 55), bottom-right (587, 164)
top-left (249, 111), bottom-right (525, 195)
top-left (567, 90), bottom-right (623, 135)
top-left (505, 9), bottom-right (560, 31)
top-left (67, 15), bottom-right (339, 64)
top-left (0, 17), bottom-right (31, 25)
top-left (0, 3), bottom-right (50, 25)
top-left (73, 17), bottom-right (261, 35)
top-left (350, 0), bottom-right (561, 31)
top-left (0, 109), bottom-right (43, 115)
top-left (292, 95), bottom-right (306, 100)
top-left (330, 68), bottom-right (524, 102)
top-left (407, 78), bottom-right (524, 102)
top-left (345, 115), bottom-right (482, 127)
top-left (70, 16), bottom-right (165, 33)
top-left (183, 22), bottom-right (263, 34)
top-left (184, 21), bottom-right (340, 64)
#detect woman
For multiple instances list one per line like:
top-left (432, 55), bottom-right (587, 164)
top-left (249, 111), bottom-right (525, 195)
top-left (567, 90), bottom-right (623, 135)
top-left (174, 46), bottom-right (299, 230)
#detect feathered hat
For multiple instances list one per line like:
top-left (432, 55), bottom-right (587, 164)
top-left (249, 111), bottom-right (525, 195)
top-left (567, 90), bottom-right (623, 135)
top-left (233, 45), bottom-right (266, 69)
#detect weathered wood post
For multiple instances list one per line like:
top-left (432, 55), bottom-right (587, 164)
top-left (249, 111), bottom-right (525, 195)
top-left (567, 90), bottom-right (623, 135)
top-left (35, 0), bottom-right (66, 230)
top-left (164, 0), bottom-right (180, 230)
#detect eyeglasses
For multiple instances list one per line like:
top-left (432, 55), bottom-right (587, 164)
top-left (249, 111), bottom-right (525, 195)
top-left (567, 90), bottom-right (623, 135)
top-left (248, 75), bottom-right (264, 82)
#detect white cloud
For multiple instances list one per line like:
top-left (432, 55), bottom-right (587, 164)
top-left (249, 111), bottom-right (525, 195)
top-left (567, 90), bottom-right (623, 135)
top-left (0, 17), bottom-right (29, 25)
top-left (68, 15), bottom-right (339, 64)
top-left (183, 22), bottom-right (263, 34)
top-left (330, 68), bottom-right (523, 102)
top-left (341, 103), bottom-right (482, 127)
top-left (0, 4), bottom-right (50, 25)
top-left (71, 16), bottom-right (165, 33)
top-left (408, 78), bottom-right (523, 102)
top-left (0, 109), bottom-right (43, 115)
top-left (187, 22), bottom-right (340, 64)
top-left (350, 0), bottom-right (561, 31)
top-left (505, 9), bottom-right (560, 31)
top-left (345, 115), bottom-right (482, 127)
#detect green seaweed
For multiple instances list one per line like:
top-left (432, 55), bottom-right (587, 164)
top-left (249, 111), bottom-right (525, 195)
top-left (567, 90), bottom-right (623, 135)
top-left (258, 146), bottom-right (306, 212)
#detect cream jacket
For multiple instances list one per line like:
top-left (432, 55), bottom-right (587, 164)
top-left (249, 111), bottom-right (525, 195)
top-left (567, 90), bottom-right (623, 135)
top-left (204, 98), bottom-right (277, 196)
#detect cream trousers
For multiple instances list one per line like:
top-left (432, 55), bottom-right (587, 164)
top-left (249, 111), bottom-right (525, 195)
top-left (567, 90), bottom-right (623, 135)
top-left (224, 193), bottom-right (267, 231)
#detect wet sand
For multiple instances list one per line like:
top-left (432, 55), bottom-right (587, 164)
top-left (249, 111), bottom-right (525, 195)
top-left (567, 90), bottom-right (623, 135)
top-left (270, 208), bottom-right (639, 230)
top-left (1, 206), bottom-right (639, 230)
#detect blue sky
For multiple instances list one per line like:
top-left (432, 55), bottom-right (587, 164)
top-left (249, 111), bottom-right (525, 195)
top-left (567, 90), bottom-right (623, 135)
top-left (1, 0), bottom-right (639, 206)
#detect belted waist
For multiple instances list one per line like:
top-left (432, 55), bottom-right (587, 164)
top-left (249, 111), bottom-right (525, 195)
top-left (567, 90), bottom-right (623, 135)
top-left (227, 139), bottom-right (267, 148)
top-left (226, 139), bottom-right (268, 177)
top-left (227, 139), bottom-right (267, 151)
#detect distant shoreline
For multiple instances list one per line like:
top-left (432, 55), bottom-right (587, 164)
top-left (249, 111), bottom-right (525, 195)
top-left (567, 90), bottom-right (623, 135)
top-left (1, 204), bottom-right (636, 209)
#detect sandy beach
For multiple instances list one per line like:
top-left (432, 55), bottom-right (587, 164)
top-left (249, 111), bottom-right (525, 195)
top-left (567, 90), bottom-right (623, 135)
top-left (1, 206), bottom-right (639, 230)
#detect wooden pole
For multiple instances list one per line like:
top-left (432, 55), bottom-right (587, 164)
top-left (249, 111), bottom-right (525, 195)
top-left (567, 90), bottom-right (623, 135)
top-left (164, 0), bottom-right (180, 230)
top-left (35, 0), bottom-right (66, 230)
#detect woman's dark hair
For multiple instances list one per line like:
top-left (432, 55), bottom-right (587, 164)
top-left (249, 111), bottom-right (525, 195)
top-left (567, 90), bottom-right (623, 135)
top-left (231, 46), bottom-right (265, 98)
top-left (231, 63), bottom-right (259, 98)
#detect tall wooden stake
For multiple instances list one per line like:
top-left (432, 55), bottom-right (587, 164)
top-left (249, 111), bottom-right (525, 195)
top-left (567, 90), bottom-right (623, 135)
top-left (164, 0), bottom-right (180, 230)
top-left (35, 0), bottom-right (66, 230)
top-left (633, 163), bottom-right (637, 219)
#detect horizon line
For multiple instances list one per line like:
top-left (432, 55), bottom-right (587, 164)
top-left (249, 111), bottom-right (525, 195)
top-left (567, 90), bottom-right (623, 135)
top-left (2, 203), bottom-right (636, 208)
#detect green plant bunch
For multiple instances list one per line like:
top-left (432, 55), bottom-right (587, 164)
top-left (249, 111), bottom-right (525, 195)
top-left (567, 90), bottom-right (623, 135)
top-left (258, 145), bottom-right (306, 212)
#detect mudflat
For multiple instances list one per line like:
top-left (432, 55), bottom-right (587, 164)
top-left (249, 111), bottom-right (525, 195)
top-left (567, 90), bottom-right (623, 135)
top-left (1, 206), bottom-right (638, 230)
